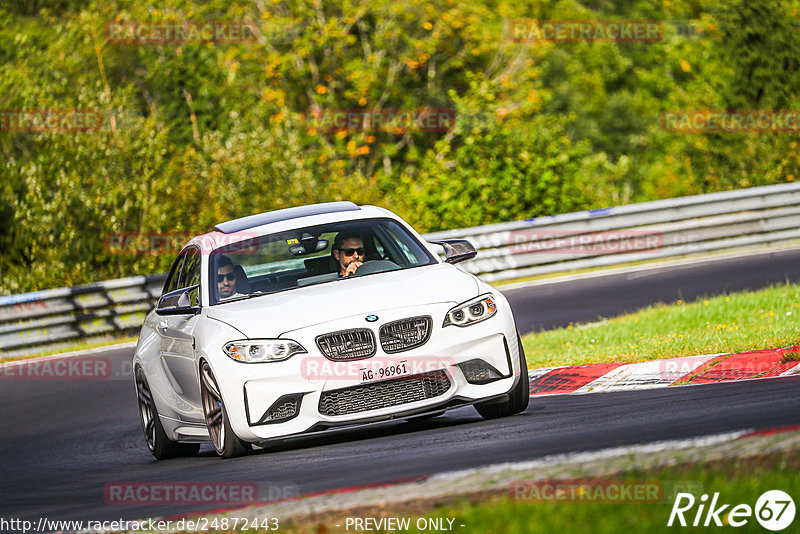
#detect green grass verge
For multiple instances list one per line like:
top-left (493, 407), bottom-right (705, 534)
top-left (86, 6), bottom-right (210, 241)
top-left (273, 451), bottom-right (799, 534)
top-left (414, 453), bottom-right (799, 534)
top-left (521, 282), bottom-right (800, 368)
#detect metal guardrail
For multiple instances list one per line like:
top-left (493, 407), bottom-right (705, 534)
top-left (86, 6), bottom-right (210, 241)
top-left (426, 182), bottom-right (800, 281)
top-left (2, 183), bottom-right (799, 357)
top-left (0, 275), bottom-right (166, 357)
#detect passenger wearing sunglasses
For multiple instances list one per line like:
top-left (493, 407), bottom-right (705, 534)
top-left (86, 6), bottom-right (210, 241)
top-left (216, 255), bottom-right (245, 300)
top-left (332, 231), bottom-right (366, 277)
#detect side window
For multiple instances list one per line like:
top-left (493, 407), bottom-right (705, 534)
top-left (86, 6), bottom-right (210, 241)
top-left (178, 247), bottom-right (201, 307)
top-left (384, 226), bottom-right (418, 265)
top-left (395, 240), bottom-right (416, 264)
top-left (162, 253), bottom-right (185, 295)
top-left (374, 239), bottom-right (386, 258)
top-left (374, 222), bottom-right (435, 267)
top-left (178, 247), bottom-right (201, 289)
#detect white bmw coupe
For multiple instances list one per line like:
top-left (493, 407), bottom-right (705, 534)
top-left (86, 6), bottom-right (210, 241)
top-left (133, 202), bottom-right (529, 458)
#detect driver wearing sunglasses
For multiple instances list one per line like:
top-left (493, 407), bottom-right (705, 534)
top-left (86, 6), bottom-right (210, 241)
top-left (216, 255), bottom-right (245, 300)
top-left (332, 231), bottom-right (366, 277)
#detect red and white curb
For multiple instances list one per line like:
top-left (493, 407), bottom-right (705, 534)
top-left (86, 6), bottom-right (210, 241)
top-left (528, 346), bottom-right (800, 396)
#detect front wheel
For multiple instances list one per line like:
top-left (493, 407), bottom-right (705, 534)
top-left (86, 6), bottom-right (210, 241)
top-left (475, 335), bottom-right (530, 419)
top-left (200, 361), bottom-right (252, 459)
top-left (135, 367), bottom-right (200, 460)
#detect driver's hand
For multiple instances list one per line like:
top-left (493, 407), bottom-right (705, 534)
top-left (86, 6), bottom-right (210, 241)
top-left (344, 260), bottom-right (363, 277)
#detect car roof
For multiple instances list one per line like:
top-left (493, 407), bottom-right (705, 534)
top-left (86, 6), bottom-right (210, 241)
top-left (214, 201), bottom-right (361, 234)
top-left (188, 203), bottom-right (401, 252)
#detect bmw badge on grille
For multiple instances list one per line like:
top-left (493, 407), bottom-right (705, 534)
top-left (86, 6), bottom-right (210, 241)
top-left (365, 315), bottom-right (378, 322)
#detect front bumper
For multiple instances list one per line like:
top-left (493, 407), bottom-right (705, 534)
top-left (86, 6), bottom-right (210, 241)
top-left (208, 301), bottom-right (521, 442)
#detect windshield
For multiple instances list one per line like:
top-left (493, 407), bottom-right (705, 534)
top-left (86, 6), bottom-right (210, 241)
top-left (209, 218), bottom-right (437, 305)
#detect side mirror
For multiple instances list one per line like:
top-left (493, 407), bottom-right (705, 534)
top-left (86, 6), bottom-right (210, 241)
top-left (429, 239), bottom-right (478, 264)
top-left (156, 284), bottom-right (201, 315)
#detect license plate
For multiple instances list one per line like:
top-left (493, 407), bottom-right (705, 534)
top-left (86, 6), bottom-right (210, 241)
top-left (360, 360), bottom-right (409, 382)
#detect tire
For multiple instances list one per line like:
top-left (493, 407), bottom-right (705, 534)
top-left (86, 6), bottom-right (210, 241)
top-left (475, 334), bottom-right (530, 420)
top-left (200, 361), bottom-right (252, 459)
top-left (135, 367), bottom-right (200, 460)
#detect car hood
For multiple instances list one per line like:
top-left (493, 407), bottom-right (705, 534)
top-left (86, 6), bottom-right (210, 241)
top-left (205, 263), bottom-right (479, 338)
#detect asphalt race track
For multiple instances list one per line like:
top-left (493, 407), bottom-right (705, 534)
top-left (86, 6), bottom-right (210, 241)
top-left (505, 248), bottom-right (800, 332)
top-left (2, 249), bottom-right (800, 524)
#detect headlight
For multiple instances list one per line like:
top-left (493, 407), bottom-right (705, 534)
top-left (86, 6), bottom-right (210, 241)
top-left (443, 294), bottom-right (497, 327)
top-left (223, 339), bottom-right (307, 363)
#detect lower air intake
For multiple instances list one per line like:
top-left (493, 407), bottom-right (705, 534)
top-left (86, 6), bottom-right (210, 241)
top-left (256, 394), bottom-right (302, 424)
top-left (458, 359), bottom-right (504, 384)
top-left (318, 370), bottom-right (451, 417)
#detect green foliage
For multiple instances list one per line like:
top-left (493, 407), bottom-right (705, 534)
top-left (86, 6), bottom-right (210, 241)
top-left (394, 110), bottom-right (620, 230)
top-left (415, 457), bottom-right (800, 534)
top-left (1, 0), bottom-right (799, 293)
top-left (718, 0), bottom-right (800, 109)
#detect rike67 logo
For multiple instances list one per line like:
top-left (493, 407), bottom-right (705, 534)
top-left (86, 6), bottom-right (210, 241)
top-left (668, 490), bottom-right (795, 530)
